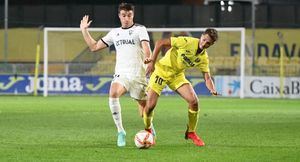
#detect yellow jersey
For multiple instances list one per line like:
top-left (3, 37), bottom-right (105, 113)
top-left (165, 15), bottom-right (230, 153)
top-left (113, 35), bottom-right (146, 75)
top-left (155, 36), bottom-right (210, 79)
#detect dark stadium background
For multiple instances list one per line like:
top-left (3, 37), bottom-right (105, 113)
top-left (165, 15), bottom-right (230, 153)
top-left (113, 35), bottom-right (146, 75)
top-left (1, 0), bottom-right (300, 28)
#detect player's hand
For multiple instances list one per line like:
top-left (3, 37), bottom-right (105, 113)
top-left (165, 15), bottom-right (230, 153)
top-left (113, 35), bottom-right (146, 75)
top-left (80, 15), bottom-right (92, 30)
top-left (146, 62), bottom-right (155, 77)
top-left (210, 91), bottom-right (220, 96)
top-left (144, 57), bottom-right (153, 64)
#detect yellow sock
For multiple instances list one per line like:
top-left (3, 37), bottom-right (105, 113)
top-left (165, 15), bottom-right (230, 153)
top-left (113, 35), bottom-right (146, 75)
top-left (188, 109), bottom-right (199, 132)
top-left (143, 110), bottom-right (154, 130)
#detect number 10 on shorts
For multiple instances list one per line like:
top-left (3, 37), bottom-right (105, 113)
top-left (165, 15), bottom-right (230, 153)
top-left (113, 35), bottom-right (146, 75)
top-left (155, 75), bottom-right (164, 85)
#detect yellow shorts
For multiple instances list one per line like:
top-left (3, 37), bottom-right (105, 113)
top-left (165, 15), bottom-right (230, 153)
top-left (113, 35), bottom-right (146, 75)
top-left (148, 70), bottom-right (190, 95)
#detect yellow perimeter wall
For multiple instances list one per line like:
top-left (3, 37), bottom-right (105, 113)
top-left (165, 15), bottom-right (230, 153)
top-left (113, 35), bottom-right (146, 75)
top-left (0, 28), bottom-right (299, 62)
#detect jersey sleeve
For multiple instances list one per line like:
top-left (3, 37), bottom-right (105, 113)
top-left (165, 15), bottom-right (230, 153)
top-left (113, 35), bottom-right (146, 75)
top-left (138, 26), bottom-right (150, 42)
top-left (101, 30), bottom-right (114, 47)
top-left (198, 56), bottom-right (210, 73)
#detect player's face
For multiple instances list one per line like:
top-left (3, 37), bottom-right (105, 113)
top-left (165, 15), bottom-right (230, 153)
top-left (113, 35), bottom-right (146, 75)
top-left (199, 34), bottom-right (215, 49)
top-left (118, 10), bottom-right (134, 28)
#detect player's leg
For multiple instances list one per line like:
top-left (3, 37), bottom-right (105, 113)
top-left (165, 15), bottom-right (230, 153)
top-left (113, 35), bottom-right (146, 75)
top-left (176, 83), bottom-right (199, 130)
top-left (143, 88), bottom-right (159, 138)
top-left (136, 99), bottom-right (156, 137)
top-left (128, 78), bottom-right (157, 138)
top-left (136, 100), bottom-right (145, 117)
top-left (143, 73), bottom-right (166, 132)
top-left (175, 83), bottom-right (205, 146)
top-left (128, 79), bottom-right (148, 117)
top-left (169, 73), bottom-right (204, 146)
top-left (109, 81), bottom-right (127, 147)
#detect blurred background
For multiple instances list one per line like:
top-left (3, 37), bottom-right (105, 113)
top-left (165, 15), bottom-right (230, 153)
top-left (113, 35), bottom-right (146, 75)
top-left (0, 0), bottom-right (299, 98)
top-left (2, 0), bottom-right (300, 28)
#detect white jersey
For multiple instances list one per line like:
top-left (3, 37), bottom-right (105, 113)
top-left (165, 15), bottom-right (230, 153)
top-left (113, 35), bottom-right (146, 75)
top-left (101, 24), bottom-right (150, 78)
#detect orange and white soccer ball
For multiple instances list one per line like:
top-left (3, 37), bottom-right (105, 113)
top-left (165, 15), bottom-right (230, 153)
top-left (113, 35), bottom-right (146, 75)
top-left (134, 130), bottom-right (154, 149)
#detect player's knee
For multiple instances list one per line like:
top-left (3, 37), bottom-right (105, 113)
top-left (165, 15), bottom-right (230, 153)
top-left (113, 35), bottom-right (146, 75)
top-left (109, 92), bottom-right (120, 98)
top-left (188, 98), bottom-right (198, 109)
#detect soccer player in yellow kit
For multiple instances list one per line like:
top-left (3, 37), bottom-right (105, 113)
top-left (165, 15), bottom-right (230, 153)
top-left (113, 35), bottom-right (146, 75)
top-left (144, 28), bottom-right (219, 146)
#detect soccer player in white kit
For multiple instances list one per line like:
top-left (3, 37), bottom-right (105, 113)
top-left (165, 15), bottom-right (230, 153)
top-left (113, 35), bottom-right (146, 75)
top-left (80, 3), bottom-right (154, 147)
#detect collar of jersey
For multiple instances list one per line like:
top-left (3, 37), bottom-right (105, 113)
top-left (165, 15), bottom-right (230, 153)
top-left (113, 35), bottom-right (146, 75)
top-left (121, 23), bottom-right (135, 29)
top-left (196, 46), bottom-right (204, 55)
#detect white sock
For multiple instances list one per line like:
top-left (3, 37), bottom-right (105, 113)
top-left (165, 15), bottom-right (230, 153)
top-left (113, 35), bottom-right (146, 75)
top-left (109, 97), bottom-right (125, 133)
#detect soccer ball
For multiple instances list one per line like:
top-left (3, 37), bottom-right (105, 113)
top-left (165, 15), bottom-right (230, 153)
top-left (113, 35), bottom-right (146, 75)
top-left (134, 130), bottom-right (154, 149)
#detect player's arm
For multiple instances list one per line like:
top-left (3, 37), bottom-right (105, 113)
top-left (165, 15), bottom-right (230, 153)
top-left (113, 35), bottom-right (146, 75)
top-left (144, 38), bottom-right (171, 75)
top-left (80, 15), bottom-right (107, 52)
top-left (141, 41), bottom-right (154, 75)
top-left (142, 41), bottom-right (152, 62)
top-left (151, 38), bottom-right (171, 63)
top-left (203, 72), bottom-right (218, 96)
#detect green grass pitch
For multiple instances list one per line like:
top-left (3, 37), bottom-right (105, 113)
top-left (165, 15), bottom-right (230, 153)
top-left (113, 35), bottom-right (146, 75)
top-left (0, 96), bottom-right (299, 161)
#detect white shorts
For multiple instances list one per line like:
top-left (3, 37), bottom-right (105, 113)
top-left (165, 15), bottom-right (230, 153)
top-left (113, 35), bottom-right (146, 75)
top-left (111, 74), bottom-right (147, 100)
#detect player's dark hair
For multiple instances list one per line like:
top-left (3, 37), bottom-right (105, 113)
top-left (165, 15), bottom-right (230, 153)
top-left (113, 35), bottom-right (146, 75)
top-left (118, 3), bottom-right (135, 13)
top-left (204, 28), bottom-right (218, 42)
